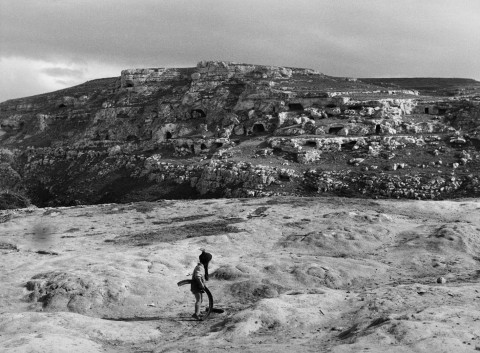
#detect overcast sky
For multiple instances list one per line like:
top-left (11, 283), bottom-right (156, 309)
top-left (1, 0), bottom-right (479, 102)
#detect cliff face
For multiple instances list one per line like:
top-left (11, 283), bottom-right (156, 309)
top-left (1, 61), bottom-right (480, 206)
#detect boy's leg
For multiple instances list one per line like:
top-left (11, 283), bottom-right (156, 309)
top-left (194, 292), bottom-right (203, 316)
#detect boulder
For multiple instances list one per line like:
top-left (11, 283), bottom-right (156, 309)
top-left (297, 150), bottom-right (321, 164)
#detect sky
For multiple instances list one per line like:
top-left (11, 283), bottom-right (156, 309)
top-left (1, 0), bottom-right (479, 102)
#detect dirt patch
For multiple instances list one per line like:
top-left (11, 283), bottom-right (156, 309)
top-left (103, 206), bottom-right (128, 214)
top-left (26, 271), bottom-right (129, 316)
top-left (260, 197), bottom-right (319, 207)
top-left (430, 223), bottom-right (480, 255)
top-left (151, 213), bottom-right (215, 225)
top-left (212, 265), bottom-right (248, 280)
top-left (251, 206), bottom-right (269, 216)
top-left (279, 227), bottom-right (386, 256)
top-left (322, 210), bottom-right (392, 223)
top-left (0, 242), bottom-right (18, 251)
top-left (36, 250), bottom-right (59, 255)
top-left (0, 213), bottom-right (13, 223)
top-left (43, 209), bottom-right (62, 216)
top-left (132, 201), bottom-right (157, 213)
top-left (229, 279), bottom-right (286, 303)
top-left (112, 219), bottom-right (245, 245)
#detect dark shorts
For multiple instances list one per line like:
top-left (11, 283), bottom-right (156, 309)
top-left (190, 280), bottom-right (204, 294)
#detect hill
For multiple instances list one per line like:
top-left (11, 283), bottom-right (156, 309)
top-left (359, 77), bottom-right (480, 96)
top-left (1, 61), bottom-right (480, 207)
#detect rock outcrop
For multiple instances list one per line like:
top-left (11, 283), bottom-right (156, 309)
top-left (1, 61), bottom-right (480, 206)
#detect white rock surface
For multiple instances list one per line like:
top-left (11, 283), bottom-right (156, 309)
top-left (1, 197), bottom-right (479, 352)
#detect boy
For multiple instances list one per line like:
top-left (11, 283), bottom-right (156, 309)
top-left (191, 261), bottom-right (206, 320)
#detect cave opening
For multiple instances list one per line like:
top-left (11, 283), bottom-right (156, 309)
top-left (252, 123), bottom-right (266, 134)
top-left (191, 109), bottom-right (206, 118)
top-left (471, 138), bottom-right (480, 149)
top-left (328, 126), bottom-right (343, 135)
top-left (375, 125), bottom-right (381, 134)
top-left (424, 107), bottom-right (430, 114)
top-left (165, 131), bottom-right (172, 140)
top-left (305, 141), bottom-right (317, 148)
top-left (200, 143), bottom-right (208, 150)
top-left (341, 141), bottom-right (357, 150)
top-left (348, 104), bottom-right (363, 110)
top-left (288, 103), bottom-right (304, 112)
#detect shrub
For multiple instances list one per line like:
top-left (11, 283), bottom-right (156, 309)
top-left (0, 163), bottom-right (21, 189)
top-left (0, 148), bottom-right (15, 163)
top-left (0, 190), bottom-right (31, 210)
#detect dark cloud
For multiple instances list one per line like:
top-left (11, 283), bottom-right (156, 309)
top-left (0, 0), bottom-right (479, 101)
top-left (2, 1), bottom-right (480, 72)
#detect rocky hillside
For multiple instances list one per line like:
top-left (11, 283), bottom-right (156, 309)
top-left (1, 61), bottom-right (480, 206)
top-left (360, 77), bottom-right (480, 97)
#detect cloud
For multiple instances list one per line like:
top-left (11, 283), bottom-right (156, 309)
top-left (0, 57), bottom-right (55, 102)
top-left (0, 57), bottom-right (122, 102)
top-left (0, 0), bottom-right (479, 101)
top-left (41, 67), bottom-right (85, 79)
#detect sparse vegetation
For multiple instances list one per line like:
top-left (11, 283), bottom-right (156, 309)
top-left (0, 189), bottom-right (30, 210)
top-left (133, 201), bottom-right (157, 214)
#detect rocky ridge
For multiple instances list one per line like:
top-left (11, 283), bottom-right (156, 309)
top-left (1, 61), bottom-right (480, 206)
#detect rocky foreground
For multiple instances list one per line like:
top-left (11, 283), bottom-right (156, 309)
top-left (1, 197), bottom-right (479, 352)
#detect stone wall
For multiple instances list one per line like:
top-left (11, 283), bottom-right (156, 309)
top-left (194, 160), bottom-right (280, 197)
top-left (195, 61), bottom-right (322, 81)
top-left (120, 68), bottom-right (185, 87)
top-left (268, 135), bottom-right (445, 154)
top-left (303, 169), bottom-right (480, 199)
